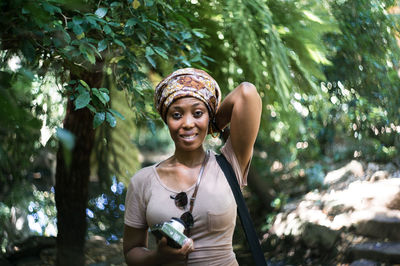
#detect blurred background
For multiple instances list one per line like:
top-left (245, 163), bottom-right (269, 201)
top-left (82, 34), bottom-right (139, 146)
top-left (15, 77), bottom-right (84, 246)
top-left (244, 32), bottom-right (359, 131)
top-left (0, 0), bottom-right (399, 265)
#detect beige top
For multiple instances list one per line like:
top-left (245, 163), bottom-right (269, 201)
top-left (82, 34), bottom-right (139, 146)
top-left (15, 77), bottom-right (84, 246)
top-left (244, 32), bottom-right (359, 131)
top-left (124, 137), bottom-right (251, 266)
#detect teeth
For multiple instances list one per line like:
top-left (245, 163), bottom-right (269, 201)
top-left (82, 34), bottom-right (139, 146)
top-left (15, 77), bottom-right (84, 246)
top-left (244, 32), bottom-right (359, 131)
top-left (182, 134), bottom-right (196, 140)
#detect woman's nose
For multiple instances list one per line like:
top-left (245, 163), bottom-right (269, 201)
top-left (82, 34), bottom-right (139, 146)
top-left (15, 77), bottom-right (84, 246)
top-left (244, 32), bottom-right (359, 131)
top-left (182, 115), bottom-right (195, 128)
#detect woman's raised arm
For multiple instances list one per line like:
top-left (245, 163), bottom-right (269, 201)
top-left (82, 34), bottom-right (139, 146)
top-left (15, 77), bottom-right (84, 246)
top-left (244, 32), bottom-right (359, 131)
top-left (214, 82), bottom-right (262, 175)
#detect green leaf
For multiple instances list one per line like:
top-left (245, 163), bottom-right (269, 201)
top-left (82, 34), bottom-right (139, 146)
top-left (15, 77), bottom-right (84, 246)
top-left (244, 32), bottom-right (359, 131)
top-left (86, 104), bottom-right (96, 113)
top-left (126, 18), bottom-right (138, 27)
top-left (154, 46), bottom-right (168, 59)
top-left (98, 40), bottom-right (107, 52)
top-left (182, 59), bottom-right (191, 67)
top-left (181, 31), bottom-right (192, 40)
top-left (110, 2), bottom-right (122, 7)
top-left (73, 24), bottom-right (84, 35)
top-left (108, 22), bottom-right (120, 27)
top-left (145, 46), bottom-right (154, 56)
top-left (145, 0), bottom-right (154, 7)
top-left (192, 29), bottom-right (204, 38)
top-left (92, 88), bottom-right (109, 105)
top-left (56, 128), bottom-right (75, 151)
top-left (72, 16), bottom-right (84, 25)
top-left (93, 112), bottom-right (105, 128)
top-left (79, 80), bottom-right (91, 90)
top-left (114, 39), bottom-right (126, 49)
top-left (109, 109), bottom-right (125, 120)
top-left (63, 31), bottom-right (71, 44)
top-left (75, 85), bottom-right (86, 94)
top-left (104, 24), bottom-right (113, 35)
top-left (100, 91), bottom-right (110, 103)
top-left (95, 7), bottom-right (108, 18)
top-left (106, 112), bottom-right (117, 127)
top-left (145, 55), bottom-right (156, 68)
top-left (42, 2), bottom-right (61, 14)
top-left (74, 91), bottom-right (91, 110)
top-left (147, 119), bottom-right (156, 135)
top-left (99, 88), bottom-right (109, 94)
top-left (86, 51), bottom-right (96, 64)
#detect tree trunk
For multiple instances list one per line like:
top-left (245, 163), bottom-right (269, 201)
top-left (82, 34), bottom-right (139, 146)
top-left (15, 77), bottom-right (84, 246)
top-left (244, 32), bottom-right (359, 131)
top-left (55, 63), bottom-right (103, 266)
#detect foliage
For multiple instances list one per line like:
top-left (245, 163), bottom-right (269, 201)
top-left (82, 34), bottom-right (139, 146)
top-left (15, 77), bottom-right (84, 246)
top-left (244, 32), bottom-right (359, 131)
top-left (87, 176), bottom-right (126, 243)
top-left (0, 0), bottom-right (209, 256)
top-left (184, 0), bottom-right (340, 180)
top-left (1, 0), bottom-right (400, 263)
top-left (91, 76), bottom-right (141, 188)
top-left (321, 0), bottom-right (400, 161)
top-left (1, 0), bottom-right (209, 128)
top-left (0, 66), bottom-right (42, 203)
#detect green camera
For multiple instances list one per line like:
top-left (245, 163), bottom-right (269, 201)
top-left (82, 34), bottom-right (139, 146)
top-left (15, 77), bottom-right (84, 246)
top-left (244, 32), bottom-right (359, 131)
top-left (150, 218), bottom-right (188, 248)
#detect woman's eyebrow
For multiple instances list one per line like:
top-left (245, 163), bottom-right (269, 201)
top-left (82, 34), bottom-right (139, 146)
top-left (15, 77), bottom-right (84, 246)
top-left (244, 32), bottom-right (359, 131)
top-left (170, 102), bottom-right (204, 110)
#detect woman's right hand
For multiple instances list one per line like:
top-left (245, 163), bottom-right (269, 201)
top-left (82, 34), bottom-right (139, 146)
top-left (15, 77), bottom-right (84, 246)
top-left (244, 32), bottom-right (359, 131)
top-left (156, 237), bottom-right (194, 263)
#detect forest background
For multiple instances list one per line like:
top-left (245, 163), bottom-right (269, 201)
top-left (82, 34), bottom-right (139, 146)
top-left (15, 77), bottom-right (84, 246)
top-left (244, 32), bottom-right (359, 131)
top-left (0, 0), bottom-right (399, 265)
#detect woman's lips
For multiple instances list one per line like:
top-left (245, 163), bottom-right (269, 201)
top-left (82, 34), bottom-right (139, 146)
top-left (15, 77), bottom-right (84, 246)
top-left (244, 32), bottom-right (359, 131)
top-left (180, 133), bottom-right (197, 140)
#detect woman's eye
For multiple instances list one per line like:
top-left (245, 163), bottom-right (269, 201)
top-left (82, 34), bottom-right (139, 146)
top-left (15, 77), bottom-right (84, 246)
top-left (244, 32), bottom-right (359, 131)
top-left (172, 112), bottom-right (182, 119)
top-left (194, 110), bottom-right (203, 118)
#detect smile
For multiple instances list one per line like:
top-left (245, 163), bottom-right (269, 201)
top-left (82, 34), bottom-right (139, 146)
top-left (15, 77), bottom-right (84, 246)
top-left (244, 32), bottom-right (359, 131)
top-left (180, 134), bottom-right (197, 140)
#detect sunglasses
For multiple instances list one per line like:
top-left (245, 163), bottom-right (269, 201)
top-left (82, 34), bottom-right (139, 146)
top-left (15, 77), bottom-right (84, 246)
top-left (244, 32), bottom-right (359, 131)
top-left (170, 192), bottom-right (194, 231)
top-left (169, 150), bottom-right (210, 235)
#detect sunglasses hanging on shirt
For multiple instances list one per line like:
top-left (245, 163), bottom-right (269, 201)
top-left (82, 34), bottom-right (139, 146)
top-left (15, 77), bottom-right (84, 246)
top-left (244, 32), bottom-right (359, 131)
top-left (170, 150), bottom-right (209, 234)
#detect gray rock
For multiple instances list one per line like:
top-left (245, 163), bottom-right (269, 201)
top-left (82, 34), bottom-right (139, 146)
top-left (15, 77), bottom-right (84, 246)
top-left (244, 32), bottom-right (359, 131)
top-left (354, 211), bottom-right (400, 241)
top-left (369, 170), bottom-right (389, 181)
top-left (367, 163), bottom-right (380, 173)
top-left (384, 162), bottom-right (397, 173)
top-left (348, 242), bottom-right (400, 263)
top-left (387, 192), bottom-right (400, 210)
top-left (324, 160), bottom-right (364, 186)
top-left (300, 222), bottom-right (340, 249)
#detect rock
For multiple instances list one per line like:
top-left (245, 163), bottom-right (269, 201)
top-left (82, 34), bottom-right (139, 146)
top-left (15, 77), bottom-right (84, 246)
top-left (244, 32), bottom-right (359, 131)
top-left (387, 192), bottom-right (400, 210)
top-left (270, 212), bottom-right (304, 237)
top-left (352, 210), bottom-right (400, 241)
top-left (350, 259), bottom-right (378, 266)
top-left (393, 170), bottom-right (400, 178)
top-left (348, 242), bottom-right (400, 263)
top-left (367, 163), bottom-right (380, 173)
top-left (300, 223), bottom-right (340, 249)
top-left (85, 236), bottom-right (124, 265)
top-left (267, 160), bottom-right (400, 264)
top-left (324, 160), bottom-right (364, 186)
top-left (369, 170), bottom-right (389, 181)
top-left (384, 162), bottom-right (397, 173)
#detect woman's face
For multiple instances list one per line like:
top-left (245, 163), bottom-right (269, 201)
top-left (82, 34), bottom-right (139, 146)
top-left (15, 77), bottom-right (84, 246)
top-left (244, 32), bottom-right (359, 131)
top-left (166, 97), bottom-right (209, 153)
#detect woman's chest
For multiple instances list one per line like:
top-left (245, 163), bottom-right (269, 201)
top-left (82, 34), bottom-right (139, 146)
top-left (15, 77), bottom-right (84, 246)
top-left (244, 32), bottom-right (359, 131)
top-left (146, 170), bottom-right (236, 234)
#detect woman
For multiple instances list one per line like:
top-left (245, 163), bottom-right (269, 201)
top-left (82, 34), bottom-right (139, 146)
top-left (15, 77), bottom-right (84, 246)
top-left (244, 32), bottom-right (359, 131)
top-left (123, 68), bottom-right (262, 265)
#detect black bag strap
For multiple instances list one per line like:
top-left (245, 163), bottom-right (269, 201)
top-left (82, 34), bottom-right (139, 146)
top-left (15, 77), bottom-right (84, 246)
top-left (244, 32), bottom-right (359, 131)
top-left (216, 154), bottom-right (267, 266)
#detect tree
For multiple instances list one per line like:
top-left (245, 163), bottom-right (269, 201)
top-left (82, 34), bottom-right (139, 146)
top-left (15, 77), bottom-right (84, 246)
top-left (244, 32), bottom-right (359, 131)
top-left (0, 0), bottom-right (208, 264)
top-left (321, 0), bottom-right (400, 161)
top-left (186, 0), bottom-right (338, 206)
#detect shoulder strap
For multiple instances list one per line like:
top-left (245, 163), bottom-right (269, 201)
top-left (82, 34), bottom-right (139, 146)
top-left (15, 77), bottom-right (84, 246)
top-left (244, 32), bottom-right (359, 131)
top-left (216, 154), bottom-right (267, 266)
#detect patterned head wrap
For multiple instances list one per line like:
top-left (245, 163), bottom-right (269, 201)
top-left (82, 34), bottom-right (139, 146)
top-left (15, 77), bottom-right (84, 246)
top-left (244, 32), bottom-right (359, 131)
top-left (154, 68), bottom-right (221, 122)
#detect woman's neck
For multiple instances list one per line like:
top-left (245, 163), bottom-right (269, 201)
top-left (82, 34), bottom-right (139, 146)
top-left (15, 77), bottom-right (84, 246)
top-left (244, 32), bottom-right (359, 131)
top-left (172, 148), bottom-right (206, 168)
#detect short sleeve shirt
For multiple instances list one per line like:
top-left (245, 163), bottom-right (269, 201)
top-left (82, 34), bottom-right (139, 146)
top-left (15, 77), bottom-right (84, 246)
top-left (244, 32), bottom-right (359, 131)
top-left (124, 137), bottom-right (251, 266)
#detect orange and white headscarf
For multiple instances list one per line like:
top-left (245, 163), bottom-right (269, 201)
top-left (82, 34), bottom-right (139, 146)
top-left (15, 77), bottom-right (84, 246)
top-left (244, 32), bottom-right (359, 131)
top-left (154, 68), bottom-right (221, 122)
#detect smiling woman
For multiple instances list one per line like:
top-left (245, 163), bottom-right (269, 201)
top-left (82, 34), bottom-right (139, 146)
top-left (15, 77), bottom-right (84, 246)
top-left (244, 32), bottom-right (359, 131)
top-left (123, 68), bottom-right (262, 266)
top-left (166, 98), bottom-right (210, 153)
